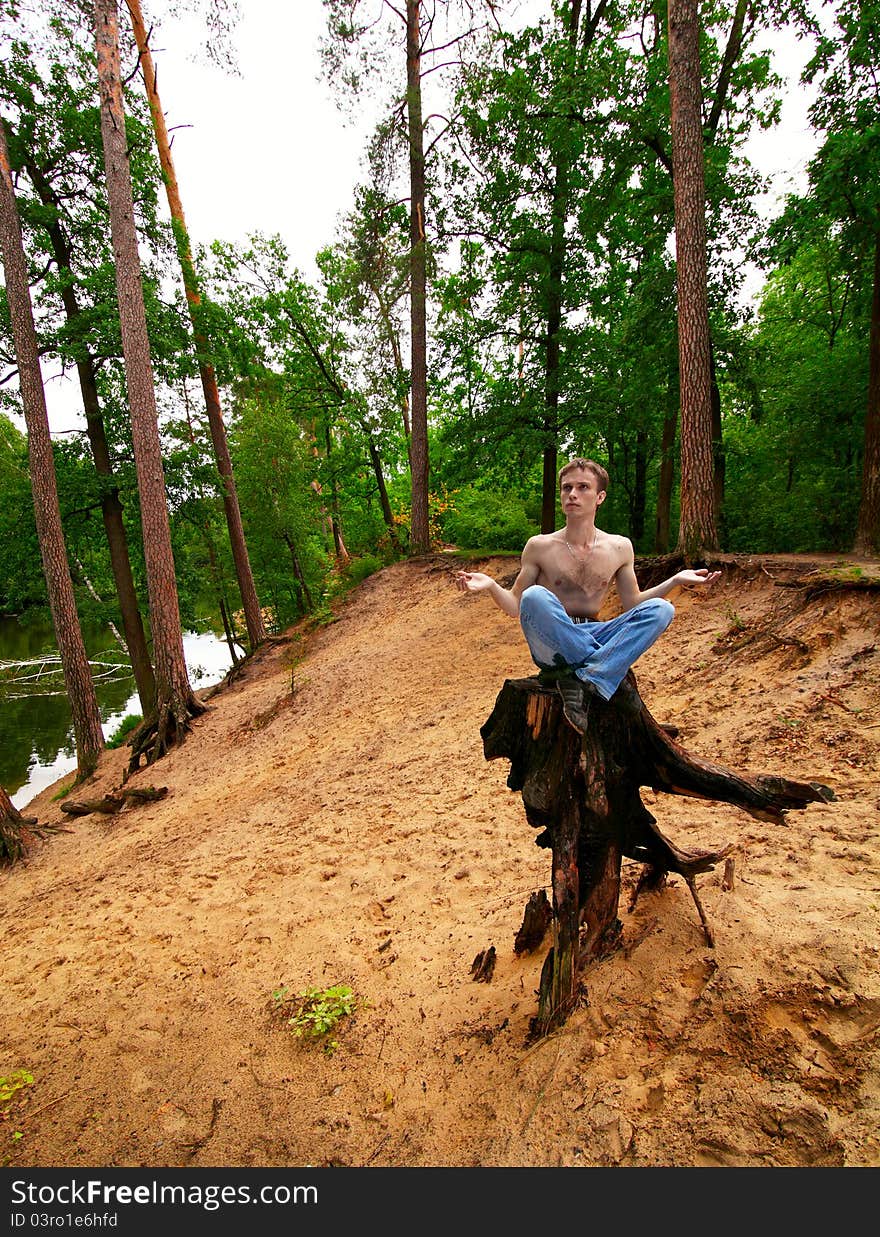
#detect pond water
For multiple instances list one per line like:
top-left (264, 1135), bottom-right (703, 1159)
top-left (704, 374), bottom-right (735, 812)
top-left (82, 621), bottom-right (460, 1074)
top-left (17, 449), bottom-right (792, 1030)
top-left (0, 615), bottom-right (241, 810)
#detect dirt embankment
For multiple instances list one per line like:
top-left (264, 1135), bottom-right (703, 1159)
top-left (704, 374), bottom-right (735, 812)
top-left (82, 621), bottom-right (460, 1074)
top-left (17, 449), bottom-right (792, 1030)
top-left (2, 553), bottom-right (879, 1168)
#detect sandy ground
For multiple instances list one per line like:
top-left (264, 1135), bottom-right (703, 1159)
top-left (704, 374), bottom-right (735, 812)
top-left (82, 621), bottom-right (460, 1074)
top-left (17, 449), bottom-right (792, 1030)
top-left (2, 552), bottom-right (879, 1169)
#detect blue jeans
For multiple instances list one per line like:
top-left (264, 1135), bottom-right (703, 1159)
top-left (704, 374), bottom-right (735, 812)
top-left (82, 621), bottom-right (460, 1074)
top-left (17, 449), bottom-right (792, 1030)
top-left (518, 585), bottom-right (674, 701)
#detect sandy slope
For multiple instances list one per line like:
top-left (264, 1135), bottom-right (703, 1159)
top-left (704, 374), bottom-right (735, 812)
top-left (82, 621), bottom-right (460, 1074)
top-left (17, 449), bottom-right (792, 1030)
top-left (2, 553), bottom-right (879, 1168)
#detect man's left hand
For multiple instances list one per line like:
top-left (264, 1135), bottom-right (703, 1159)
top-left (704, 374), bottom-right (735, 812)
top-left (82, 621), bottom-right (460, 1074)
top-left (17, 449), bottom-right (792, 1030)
top-left (678, 568), bottom-right (721, 588)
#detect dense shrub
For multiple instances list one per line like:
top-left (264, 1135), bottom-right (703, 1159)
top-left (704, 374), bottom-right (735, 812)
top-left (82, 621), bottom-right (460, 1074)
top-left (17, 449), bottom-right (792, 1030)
top-left (441, 488), bottom-right (538, 551)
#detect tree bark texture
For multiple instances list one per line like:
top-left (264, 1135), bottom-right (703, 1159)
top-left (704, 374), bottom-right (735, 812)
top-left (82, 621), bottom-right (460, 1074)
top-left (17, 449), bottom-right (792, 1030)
top-left (854, 231), bottom-right (880, 555)
top-left (24, 155), bottom-right (156, 715)
top-left (124, 0), bottom-right (267, 650)
top-left (366, 428), bottom-right (399, 543)
top-left (0, 119), bottom-right (105, 780)
top-left (406, 0), bottom-right (430, 555)
top-left (481, 676), bottom-right (833, 1037)
top-left (654, 367), bottom-right (678, 553)
top-left (542, 150), bottom-right (567, 534)
top-left (668, 0), bottom-right (719, 557)
top-left (95, 0), bottom-right (203, 764)
top-left (2, 783), bottom-right (36, 863)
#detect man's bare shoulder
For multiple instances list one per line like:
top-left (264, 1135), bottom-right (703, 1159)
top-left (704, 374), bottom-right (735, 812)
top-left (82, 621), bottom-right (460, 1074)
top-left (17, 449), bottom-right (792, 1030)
top-left (600, 532), bottom-right (634, 570)
top-left (522, 532), bottom-right (563, 560)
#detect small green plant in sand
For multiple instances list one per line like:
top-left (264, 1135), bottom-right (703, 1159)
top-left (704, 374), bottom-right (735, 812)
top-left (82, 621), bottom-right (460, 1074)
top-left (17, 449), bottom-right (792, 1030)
top-left (1, 1069), bottom-right (34, 1158)
top-left (273, 984), bottom-right (359, 1055)
top-left (0, 1069), bottom-right (33, 1107)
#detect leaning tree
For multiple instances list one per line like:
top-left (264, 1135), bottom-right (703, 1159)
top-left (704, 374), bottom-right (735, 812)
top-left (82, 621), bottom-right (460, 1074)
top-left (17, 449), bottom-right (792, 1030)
top-left (0, 115), bottom-right (105, 780)
top-left (94, 0), bottom-right (203, 767)
top-left (123, 0), bottom-right (267, 648)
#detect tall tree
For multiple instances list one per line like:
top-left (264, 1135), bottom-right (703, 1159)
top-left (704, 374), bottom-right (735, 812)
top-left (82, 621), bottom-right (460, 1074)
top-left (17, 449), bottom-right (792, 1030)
top-left (0, 115), bottom-right (105, 779)
top-left (21, 154), bottom-right (158, 715)
top-left (94, 0), bottom-right (203, 764)
top-left (0, 15), bottom-right (158, 712)
top-left (323, 0), bottom-right (491, 553)
top-left (405, 0), bottom-right (430, 552)
top-left (667, 0), bottom-right (718, 555)
top-left (123, 0), bottom-right (267, 645)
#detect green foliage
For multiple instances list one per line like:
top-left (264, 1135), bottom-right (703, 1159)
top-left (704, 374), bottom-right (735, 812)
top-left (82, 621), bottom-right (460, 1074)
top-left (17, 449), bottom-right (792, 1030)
top-left (2, 0), bottom-right (876, 671)
top-left (273, 983), bottom-right (359, 1055)
top-left (0, 1069), bottom-right (33, 1106)
top-left (722, 237), bottom-right (867, 552)
top-left (0, 1068), bottom-right (34, 1159)
top-left (106, 713), bottom-right (142, 749)
top-left (0, 414), bottom-right (43, 614)
top-left (441, 486), bottom-right (537, 551)
top-left (344, 553), bottom-right (384, 586)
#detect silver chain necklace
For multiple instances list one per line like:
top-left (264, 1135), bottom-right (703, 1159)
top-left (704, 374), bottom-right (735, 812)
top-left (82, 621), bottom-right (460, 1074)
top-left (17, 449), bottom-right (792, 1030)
top-left (563, 529), bottom-right (598, 559)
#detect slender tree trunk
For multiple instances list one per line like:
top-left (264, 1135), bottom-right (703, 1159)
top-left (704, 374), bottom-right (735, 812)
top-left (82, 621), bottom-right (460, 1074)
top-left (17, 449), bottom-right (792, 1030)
top-left (202, 533), bottom-right (240, 667)
top-left (0, 118), bottom-right (104, 779)
top-left (123, 0), bottom-right (266, 650)
top-left (541, 1), bottom-right (583, 534)
top-left (95, 0), bottom-right (202, 761)
top-left (406, 0), bottom-right (430, 554)
top-left (543, 151), bottom-right (567, 534)
top-left (323, 420), bottom-right (350, 563)
top-left (24, 157), bottom-right (156, 714)
top-left (668, 0), bottom-right (718, 557)
top-left (369, 276), bottom-right (412, 463)
top-left (282, 533), bottom-right (314, 613)
top-left (632, 428), bottom-right (647, 543)
top-left (365, 427), bottom-right (399, 542)
top-left (854, 232), bottom-right (880, 555)
top-left (218, 596), bottom-right (240, 666)
top-left (541, 442), bottom-right (559, 534)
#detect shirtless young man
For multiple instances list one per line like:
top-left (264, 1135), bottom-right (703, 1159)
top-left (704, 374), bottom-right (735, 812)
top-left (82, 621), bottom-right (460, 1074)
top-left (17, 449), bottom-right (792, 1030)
top-left (454, 458), bottom-right (720, 727)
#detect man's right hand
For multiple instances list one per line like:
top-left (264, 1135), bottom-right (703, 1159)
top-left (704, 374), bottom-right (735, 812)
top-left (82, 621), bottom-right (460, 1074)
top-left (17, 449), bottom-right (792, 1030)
top-left (454, 570), bottom-right (495, 593)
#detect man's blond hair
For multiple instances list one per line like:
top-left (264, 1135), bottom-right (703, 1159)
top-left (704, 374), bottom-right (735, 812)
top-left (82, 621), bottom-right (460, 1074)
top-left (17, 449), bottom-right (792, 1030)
top-left (558, 457), bottom-right (609, 493)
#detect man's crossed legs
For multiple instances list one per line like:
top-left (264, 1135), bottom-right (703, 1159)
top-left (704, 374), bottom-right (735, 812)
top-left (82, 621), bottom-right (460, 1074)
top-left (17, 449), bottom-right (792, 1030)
top-left (518, 585), bottom-right (674, 730)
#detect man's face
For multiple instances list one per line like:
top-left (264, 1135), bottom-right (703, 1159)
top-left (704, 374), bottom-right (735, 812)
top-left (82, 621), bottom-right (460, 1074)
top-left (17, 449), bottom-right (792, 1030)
top-left (560, 468), bottom-right (605, 517)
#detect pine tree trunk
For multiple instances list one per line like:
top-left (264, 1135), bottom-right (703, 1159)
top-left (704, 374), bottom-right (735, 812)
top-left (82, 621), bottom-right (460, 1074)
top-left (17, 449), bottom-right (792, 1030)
top-left (854, 231), bottom-right (880, 555)
top-left (0, 119), bottom-right (105, 779)
top-left (542, 152), bottom-right (566, 535)
top-left (95, 0), bottom-right (202, 765)
top-left (406, 0), bottom-right (430, 554)
top-left (124, 0), bottom-right (266, 650)
top-left (668, 0), bottom-right (718, 557)
top-left (540, 1), bottom-right (582, 535)
top-left (654, 359), bottom-right (678, 553)
top-left (24, 157), bottom-right (156, 714)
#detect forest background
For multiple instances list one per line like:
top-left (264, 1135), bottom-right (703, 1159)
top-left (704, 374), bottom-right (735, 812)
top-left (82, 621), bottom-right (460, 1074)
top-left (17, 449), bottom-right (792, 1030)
top-left (0, 0), bottom-right (878, 786)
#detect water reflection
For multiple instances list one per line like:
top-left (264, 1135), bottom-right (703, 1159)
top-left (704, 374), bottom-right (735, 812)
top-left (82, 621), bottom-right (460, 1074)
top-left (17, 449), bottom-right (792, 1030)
top-left (0, 616), bottom-right (240, 809)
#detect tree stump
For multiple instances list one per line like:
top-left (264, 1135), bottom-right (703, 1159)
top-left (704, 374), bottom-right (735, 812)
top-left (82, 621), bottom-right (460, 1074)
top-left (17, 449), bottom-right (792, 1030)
top-left (480, 674), bottom-right (834, 1038)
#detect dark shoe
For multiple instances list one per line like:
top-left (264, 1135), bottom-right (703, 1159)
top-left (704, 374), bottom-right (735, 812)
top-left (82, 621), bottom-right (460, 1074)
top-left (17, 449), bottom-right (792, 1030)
top-left (611, 677), bottom-right (643, 716)
top-left (537, 658), bottom-right (577, 685)
top-left (557, 677), bottom-right (597, 732)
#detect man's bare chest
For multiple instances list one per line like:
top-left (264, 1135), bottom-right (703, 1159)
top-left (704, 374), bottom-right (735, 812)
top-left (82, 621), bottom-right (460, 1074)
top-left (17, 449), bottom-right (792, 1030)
top-left (540, 543), bottom-right (618, 601)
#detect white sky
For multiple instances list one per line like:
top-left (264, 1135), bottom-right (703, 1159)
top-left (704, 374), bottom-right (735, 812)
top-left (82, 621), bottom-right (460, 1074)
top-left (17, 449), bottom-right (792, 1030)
top-left (22, 0), bottom-right (817, 433)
